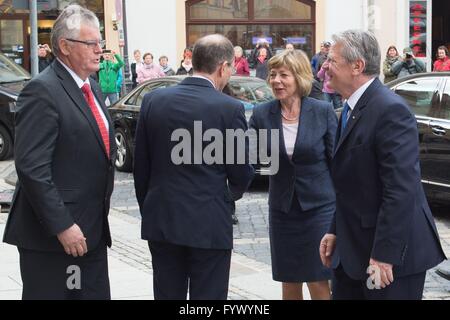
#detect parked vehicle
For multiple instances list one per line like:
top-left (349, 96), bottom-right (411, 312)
top-left (108, 75), bottom-right (273, 172)
top-left (386, 72), bottom-right (450, 205)
top-left (0, 52), bottom-right (30, 160)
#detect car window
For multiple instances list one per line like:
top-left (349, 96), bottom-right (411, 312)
top-left (125, 88), bottom-right (141, 105)
top-left (227, 80), bottom-right (273, 110)
top-left (438, 78), bottom-right (450, 120)
top-left (0, 53), bottom-right (31, 83)
top-left (394, 78), bottom-right (441, 118)
top-left (133, 81), bottom-right (177, 107)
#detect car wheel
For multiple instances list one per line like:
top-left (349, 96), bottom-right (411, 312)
top-left (114, 127), bottom-right (132, 172)
top-left (0, 125), bottom-right (12, 161)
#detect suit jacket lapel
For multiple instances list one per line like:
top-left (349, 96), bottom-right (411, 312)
top-left (334, 78), bottom-right (382, 155)
top-left (53, 60), bottom-right (110, 160)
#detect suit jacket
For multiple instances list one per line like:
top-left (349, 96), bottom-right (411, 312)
top-left (134, 77), bottom-right (254, 250)
top-left (330, 78), bottom-right (446, 280)
top-left (249, 97), bottom-right (337, 213)
top-left (3, 60), bottom-right (116, 252)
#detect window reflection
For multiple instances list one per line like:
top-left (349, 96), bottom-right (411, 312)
top-left (395, 78), bottom-right (441, 118)
top-left (188, 24), bottom-right (313, 58)
top-left (0, 0), bottom-right (104, 14)
top-left (190, 0), bottom-right (248, 19)
top-left (254, 0), bottom-right (311, 20)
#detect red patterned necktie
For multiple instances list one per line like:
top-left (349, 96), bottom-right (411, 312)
top-left (81, 83), bottom-right (110, 158)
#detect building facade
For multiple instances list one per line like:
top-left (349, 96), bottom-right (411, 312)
top-left (122, 0), bottom-right (449, 74)
top-left (0, 1), bottom-right (448, 74)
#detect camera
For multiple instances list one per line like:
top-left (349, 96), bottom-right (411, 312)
top-left (102, 49), bottom-right (111, 54)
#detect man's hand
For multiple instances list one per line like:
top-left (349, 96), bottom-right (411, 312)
top-left (57, 224), bottom-right (87, 257)
top-left (320, 233), bottom-right (336, 268)
top-left (368, 258), bottom-right (394, 289)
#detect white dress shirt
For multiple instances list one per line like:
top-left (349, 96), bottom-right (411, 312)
top-left (57, 58), bottom-right (109, 131)
top-left (283, 122), bottom-right (298, 157)
top-left (192, 75), bottom-right (216, 89)
top-left (345, 77), bottom-right (376, 119)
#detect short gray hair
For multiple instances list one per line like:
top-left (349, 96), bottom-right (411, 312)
top-left (192, 34), bottom-right (234, 74)
top-left (51, 4), bottom-right (100, 57)
top-left (332, 29), bottom-right (381, 76)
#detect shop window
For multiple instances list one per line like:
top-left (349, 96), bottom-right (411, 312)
top-left (254, 0), bottom-right (311, 20)
top-left (190, 0), bottom-right (248, 19)
top-left (187, 24), bottom-right (313, 57)
top-left (186, 0), bottom-right (315, 57)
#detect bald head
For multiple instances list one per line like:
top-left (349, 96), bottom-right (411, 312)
top-left (192, 34), bottom-right (234, 74)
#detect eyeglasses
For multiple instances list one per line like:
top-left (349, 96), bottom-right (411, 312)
top-left (65, 38), bottom-right (106, 49)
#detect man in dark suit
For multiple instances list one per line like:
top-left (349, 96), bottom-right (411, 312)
top-left (319, 30), bottom-right (446, 300)
top-left (134, 34), bottom-right (254, 300)
top-left (3, 5), bottom-right (115, 300)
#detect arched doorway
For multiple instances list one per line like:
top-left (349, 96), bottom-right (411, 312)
top-left (185, 0), bottom-right (316, 58)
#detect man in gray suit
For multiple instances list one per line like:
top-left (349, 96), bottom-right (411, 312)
top-left (3, 5), bottom-right (115, 300)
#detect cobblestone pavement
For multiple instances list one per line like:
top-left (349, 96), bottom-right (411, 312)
top-left (1, 161), bottom-right (449, 299)
top-left (110, 171), bottom-right (450, 300)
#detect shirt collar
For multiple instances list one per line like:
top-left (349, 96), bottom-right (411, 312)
top-left (346, 77), bottom-right (376, 111)
top-left (57, 58), bottom-right (91, 89)
top-left (191, 75), bottom-right (216, 90)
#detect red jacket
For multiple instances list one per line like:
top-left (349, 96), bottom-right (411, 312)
top-left (234, 57), bottom-right (250, 76)
top-left (433, 56), bottom-right (450, 72)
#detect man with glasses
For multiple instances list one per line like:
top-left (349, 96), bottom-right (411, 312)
top-left (134, 34), bottom-right (254, 300)
top-left (3, 5), bottom-right (116, 300)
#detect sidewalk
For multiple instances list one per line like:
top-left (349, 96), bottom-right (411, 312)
top-left (0, 207), bottom-right (285, 300)
top-left (0, 160), bottom-right (288, 300)
top-left (1, 159), bottom-right (449, 300)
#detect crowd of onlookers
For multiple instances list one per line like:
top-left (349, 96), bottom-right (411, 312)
top-left (383, 44), bottom-right (450, 84)
top-left (130, 47), bottom-right (194, 89)
top-left (35, 38), bottom-right (450, 107)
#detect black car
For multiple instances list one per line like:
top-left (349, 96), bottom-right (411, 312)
top-left (0, 52), bottom-right (30, 160)
top-left (386, 72), bottom-right (450, 205)
top-left (109, 75), bottom-right (273, 172)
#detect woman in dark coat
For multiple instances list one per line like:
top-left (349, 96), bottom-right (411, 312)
top-left (176, 48), bottom-right (194, 76)
top-left (249, 50), bottom-right (337, 300)
top-left (254, 48), bottom-right (269, 80)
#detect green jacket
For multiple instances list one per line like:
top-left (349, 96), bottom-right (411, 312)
top-left (99, 54), bottom-right (124, 93)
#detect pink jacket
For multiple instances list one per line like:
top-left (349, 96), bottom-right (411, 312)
top-left (137, 63), bottom-right (165, 83)
top-left (317, 66), bottom-right (335, 94)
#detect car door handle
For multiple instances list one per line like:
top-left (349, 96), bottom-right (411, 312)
top-left (431, 126), bottom-right (446, 136)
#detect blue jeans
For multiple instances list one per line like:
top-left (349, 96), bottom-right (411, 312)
top-left (104, 93), bottom-right (118, 106)
top-left (324, 92), bottom-right (343, 110)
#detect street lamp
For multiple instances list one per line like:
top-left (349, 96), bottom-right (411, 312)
top-left (121, 0), bottom-right (132, 94)
top-left (29, 0), bottom-right (38, 77)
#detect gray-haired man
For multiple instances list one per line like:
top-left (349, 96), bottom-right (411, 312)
top-left (319, 29), bottom-right (445, 300)
top-left (3, 5), bottom-right (115, 299)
